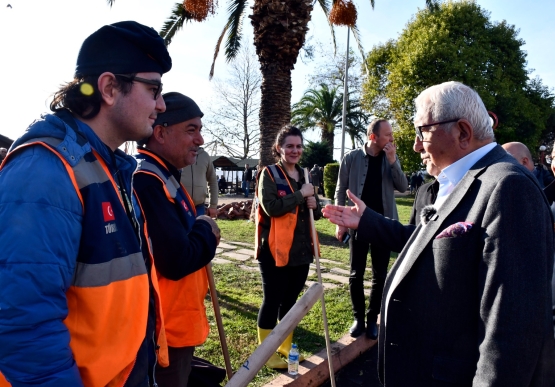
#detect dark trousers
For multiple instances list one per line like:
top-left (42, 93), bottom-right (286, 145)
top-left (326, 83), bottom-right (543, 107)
top-left (154, 346), bottom-right (195, 387)
top-left (349, 233), bottom-right (390, 322)
top-left (257, 260), bottom-right (310, 328)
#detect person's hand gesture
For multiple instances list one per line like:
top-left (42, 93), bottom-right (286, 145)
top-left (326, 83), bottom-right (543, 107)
top-left (383, 142), bottom-right (397, 165)
top-left (323, 190), bottom-right (367, 231)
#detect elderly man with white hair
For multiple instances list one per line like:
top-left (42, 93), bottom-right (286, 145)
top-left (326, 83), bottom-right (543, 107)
top-left (328, 81), bottom-right (555, 386)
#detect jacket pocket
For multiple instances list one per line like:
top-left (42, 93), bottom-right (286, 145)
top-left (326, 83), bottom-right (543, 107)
top-left (432, 232), bottom-right (473, 251)
top-left (432, 355), bottom-right (475, 384)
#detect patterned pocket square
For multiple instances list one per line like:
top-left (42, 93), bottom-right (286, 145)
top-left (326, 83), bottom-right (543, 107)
top-left (435, 221), bottom-right (474, 239)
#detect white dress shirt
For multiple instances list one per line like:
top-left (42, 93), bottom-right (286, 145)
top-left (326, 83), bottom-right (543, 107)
top-left (384, 142), bottom-right (497, 325)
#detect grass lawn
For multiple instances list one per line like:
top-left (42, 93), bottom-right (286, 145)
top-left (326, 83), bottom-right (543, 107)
top-left (197, 196), bottom-right (414, 386)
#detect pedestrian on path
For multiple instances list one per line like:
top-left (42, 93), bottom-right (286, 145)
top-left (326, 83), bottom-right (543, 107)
top-left (254, 125), bottom-right (321, 369)
top-left (242, 163), bottom-right (253, 197)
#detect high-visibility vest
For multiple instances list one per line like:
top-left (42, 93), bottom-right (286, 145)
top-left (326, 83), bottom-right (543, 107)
top-left (135, 148), bottom-right (210, 348)
top-left (0, 137), bottom-right (151, 387)
top-left (255, 164), bottom-right (319, 267)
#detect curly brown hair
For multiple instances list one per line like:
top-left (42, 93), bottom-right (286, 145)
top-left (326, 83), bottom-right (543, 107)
top-left (50, 74), bottom-right (135, 119)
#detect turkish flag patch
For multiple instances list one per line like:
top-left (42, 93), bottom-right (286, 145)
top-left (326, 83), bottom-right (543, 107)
top-left (278, 190), bottom-right (287, 197)
top-left (181, 200), bottom-right (189, 211)
top-left (102, 202), bottom-right (115, 222)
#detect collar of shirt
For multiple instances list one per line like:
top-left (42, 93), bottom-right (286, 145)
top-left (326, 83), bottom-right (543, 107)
top-left (434, 142), bottom-right (497, 208)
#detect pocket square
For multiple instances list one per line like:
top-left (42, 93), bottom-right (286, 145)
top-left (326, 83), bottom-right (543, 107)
top-left (435, 221), bottom-right (474, 239)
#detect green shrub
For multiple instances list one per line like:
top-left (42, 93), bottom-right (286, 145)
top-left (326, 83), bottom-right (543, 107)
top-left (323, 163), bottom-right (339, 200)
top-left (299, 140), bottom-right (334, 169)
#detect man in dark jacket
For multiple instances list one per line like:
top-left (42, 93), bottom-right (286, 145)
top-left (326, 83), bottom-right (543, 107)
top-left (310, 164), bottom-right (321, 193)
top-left (134, 92), bottom-right (219, 387)
top-left (242, 163), bottom-right (253, 197)
top-left (327, 81), bottom-right (555, 386)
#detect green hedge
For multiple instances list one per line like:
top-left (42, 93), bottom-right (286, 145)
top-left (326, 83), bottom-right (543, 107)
top-left (323, 163), bottom-right (339, 200)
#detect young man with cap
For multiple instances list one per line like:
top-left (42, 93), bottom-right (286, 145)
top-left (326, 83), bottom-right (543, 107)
top-left (133, 92), bottom-right (220, 387)
top-left (0, 21), bottom-right (171, 386)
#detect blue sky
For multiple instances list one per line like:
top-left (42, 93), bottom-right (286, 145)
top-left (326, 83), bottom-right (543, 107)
top-left (1, 0), bottom-right (553, 157)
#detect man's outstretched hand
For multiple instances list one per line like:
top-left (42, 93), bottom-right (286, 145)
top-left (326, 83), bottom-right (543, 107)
top-left (323, 190), bottom-right (367, 231)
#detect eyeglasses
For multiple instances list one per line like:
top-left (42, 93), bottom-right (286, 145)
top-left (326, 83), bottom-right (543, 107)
top-left (114, 74), bottom-right (163, 100)
top-left (414, 118), bottom-right (460, 141)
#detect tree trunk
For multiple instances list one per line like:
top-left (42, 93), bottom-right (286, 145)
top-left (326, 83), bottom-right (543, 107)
top-left (258, 64), bottom-right (292, 166)
top-left (321, 128), bottom-right (335, 158)
top-left (250, 0), bottom-right (313, 167)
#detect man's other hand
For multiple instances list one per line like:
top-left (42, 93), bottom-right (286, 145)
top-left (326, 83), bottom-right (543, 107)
top-left (197, 215), bottom-right (221, 246)
top-left (207, 208), bottom-right (217, 218)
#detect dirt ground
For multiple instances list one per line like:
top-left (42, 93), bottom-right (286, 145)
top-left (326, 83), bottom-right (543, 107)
top-left (216, 194), bottom-right (255, 206)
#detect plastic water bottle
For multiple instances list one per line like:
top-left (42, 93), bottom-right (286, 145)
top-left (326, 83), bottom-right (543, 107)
top-left (288, 343), bottom-right (299, 376)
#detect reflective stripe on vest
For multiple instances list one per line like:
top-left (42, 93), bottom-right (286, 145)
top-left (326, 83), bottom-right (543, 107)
top-left (135, 149), bottom-right (209, 348)
top-left (1, 138), bottom-right (149, 387)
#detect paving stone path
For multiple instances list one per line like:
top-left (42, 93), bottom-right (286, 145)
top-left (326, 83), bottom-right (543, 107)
top-left (213, 239), bottom-right (371, 296)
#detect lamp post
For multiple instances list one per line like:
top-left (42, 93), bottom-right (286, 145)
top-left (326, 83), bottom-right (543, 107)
top-left (340, 28), bottom-right (350, 162)
top-left (540, 145), bottom-right (547, 166)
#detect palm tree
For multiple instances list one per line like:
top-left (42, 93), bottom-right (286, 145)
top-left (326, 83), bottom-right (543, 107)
top-left (106, 0), bottom-right (438, 165)
top-left (292, 83), bottom-right (368, 156)
top-left (292, 84), bottom-right (342, 156)
top-left (344, 104), bottom-right (368, 150)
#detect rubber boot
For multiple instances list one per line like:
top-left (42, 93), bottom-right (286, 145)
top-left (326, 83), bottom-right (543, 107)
top-left (258, 327), bottom-right (288, 369)
top-left (277, 332), bottom-right (305, 362)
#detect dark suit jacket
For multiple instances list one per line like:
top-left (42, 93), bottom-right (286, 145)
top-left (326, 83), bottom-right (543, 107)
top-left (378, 145), bottom-right (555, 387)
top-left (356, 180), bottom-right (437, 254)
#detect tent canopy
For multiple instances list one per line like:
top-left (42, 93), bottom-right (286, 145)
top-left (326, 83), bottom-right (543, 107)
top-left (210, 156), bottom-right (259, 170)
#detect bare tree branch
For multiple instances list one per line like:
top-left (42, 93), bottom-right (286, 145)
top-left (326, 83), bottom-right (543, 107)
top-left (205, 46), bottom-right (261, 159)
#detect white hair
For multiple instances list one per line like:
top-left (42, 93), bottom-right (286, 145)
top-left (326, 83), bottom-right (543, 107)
top-left (414, 81), bottom-right (494, 141)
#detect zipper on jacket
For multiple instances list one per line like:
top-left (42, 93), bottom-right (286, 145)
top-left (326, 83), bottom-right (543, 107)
top-left (151, 331), bottom-right (159, 387)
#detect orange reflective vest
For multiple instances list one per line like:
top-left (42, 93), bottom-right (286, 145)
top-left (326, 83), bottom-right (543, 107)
top-left (255, 164), bottom-right (319, 267)
top-left (0, 137), bottom-right (151, 387)
top-left (135, 149), bottom-right (210, 348)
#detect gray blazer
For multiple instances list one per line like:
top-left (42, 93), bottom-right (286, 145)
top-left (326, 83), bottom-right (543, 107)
top-left (379, 145), bottom-right (555, 386)
top-left (335, 143), bottom-right (408, 220)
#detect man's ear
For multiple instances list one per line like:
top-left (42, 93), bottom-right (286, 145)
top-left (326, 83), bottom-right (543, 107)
top-left (97, 72), bottom-right (118, 107)
top-left (152, 125), bottom-right (166, 144)
top-left (456, 119), bottom-right (474, 149)
top-left (369, 133), bottom-right (376, 141)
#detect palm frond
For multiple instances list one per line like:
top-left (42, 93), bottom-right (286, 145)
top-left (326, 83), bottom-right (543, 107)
top-left (224, 0), bottom-right (247, 61)
top-left (210, 24), bottom-right (230, 79)
top-left (107, 0), bottom-right (115, 7)
top-left (314, 0), bottom-right (337, 55)
top-left (209, 0), bottom-right (247, 79)
top-left (159, 3), bottom-right (195, 46)
top-left (350, 25), bottom-right (369, 76)
top-left (369, 0), bottom-right (375, 9)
